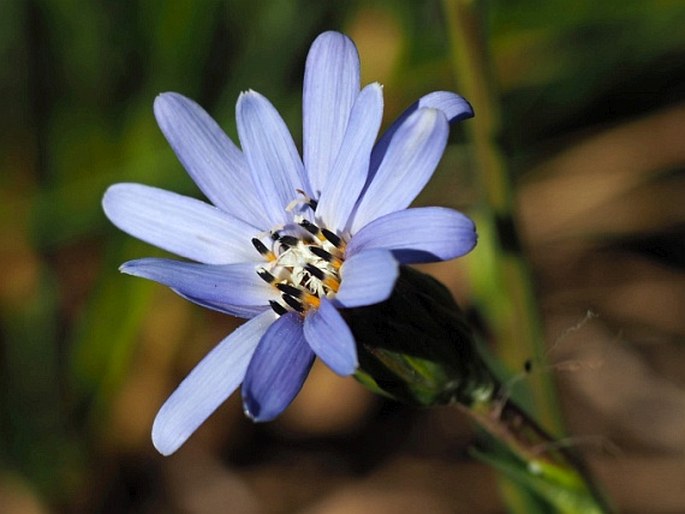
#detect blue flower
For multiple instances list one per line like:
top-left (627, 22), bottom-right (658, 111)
top-left (103, 31), bottom-right (476, 455)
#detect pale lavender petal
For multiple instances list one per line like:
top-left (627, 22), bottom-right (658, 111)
top-left (242, 313), bottom-right (314, 422)
top-left (236, 91), bottom-right (309, 225)
top-left (346, 207), bottom-right (477, 263)
top-left (335, 249), bottom-right (398, 308)
top-left (174, 291), bottom-right (268, 319)
top-left (152, 310), bottom-right (276, 455)
top-left (315, 83), bottom-right (383, 232)
top-left (103, 183), bottom-right (261, 264)
top-left (303, 31), bottom-right (360, 196)
top-left (350, 108), bottom-right (449, 233)
top-left (120, 258), bottom-right (277, 318)
top-left (418, 91), bottom-right (473, 122)
top-left (154, 93), bottom-right (269, 227)
top-left (303, 298), bottom-right (358, 376)
top-left (369, 91), bottom-right (473, 178)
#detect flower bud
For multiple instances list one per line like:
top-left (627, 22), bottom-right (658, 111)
top-left (343, 266), bottom-right (496, 407)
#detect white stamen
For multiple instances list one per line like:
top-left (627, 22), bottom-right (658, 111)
top-left (256, 193), bottom-right (346, 315)
top-left (286, 190), bottom-right (317, 212)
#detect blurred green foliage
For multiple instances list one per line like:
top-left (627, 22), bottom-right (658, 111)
top-left (0, 0), bottom-right (683, 511)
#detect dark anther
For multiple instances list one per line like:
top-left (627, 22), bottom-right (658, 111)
top-left (307, 199), bottom-right (318, 210)
top-left (269, 300), bottom-right (288, 315)
top-left (278, 235), bottom-right (299, 248)
top-left (282, 293), bottom-right (304, 312)
top-left (309, 246), bottom-right (333, 262)
top-left (257, 268), bottom-right (275, 284)
top-left (321, 228), bottom-right (342, 247)
top-left (270, 231), bottom-right (281, 241)
top-left (251, 238), bottom-right (271, 255)
top-left (304, 263), bottom-right (325, 280)
top-left (276, 283), bottom-right (302, 298)
top-left (298, 218), bottom-right (320, 235)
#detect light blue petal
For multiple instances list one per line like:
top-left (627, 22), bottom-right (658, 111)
top-left (102, 183), bottom-right (261, 264)
top-left (350, 108), bottom-right (449, 233)
top-left (120, 258), bottom-right (277, 318)
top-left (335, 249), bottom-right (399, 308)
top-left (315, 83), bottom-right (383, 233)
top-left (369, 91), bottom-right (473, 179)
top-left (242, 313), bottom-right (314, 422)
top-left (152, 310), bottom-right (276, 455)
top-left (303, 298), bottom-right (358, 376)
top-left (418, 91), bottom-right (474, 122)
top-left (346, 207), bottom-right (477, 264)
top-left (174, 291), bottom-right (268, 319)
top-left (236, 90), bottom-right (309, 225)
top-left (303, 31), bottom-right (360, 196)
top-left (154, 93), bottom-right (269, 227)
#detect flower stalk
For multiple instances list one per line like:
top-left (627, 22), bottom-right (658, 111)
top-left (439, 0), bottom-right (612, 511)
top-left (346, 267), bottom-right (612, 513)
top-left (442, 0), bottom-right (562, 433)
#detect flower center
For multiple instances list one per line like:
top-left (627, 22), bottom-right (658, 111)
top-left (253, 210), bottom-right (345, 316)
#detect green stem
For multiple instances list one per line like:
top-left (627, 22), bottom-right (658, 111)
top-left (442, 0), bottom-right (563, 443)
top-left (460, 394), bottom-right (613, 513)
top-left (441, 1), bottom-right (612, 511)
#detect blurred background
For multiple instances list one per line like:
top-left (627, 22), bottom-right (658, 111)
top-left (1, 1), bottom-right (684, 512)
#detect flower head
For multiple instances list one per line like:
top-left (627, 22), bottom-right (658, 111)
top-left (103, 31), bottom-right (476, 455)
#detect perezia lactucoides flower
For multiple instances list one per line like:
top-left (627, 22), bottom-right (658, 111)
top-left (103, 31), bottom-right (476, 455)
